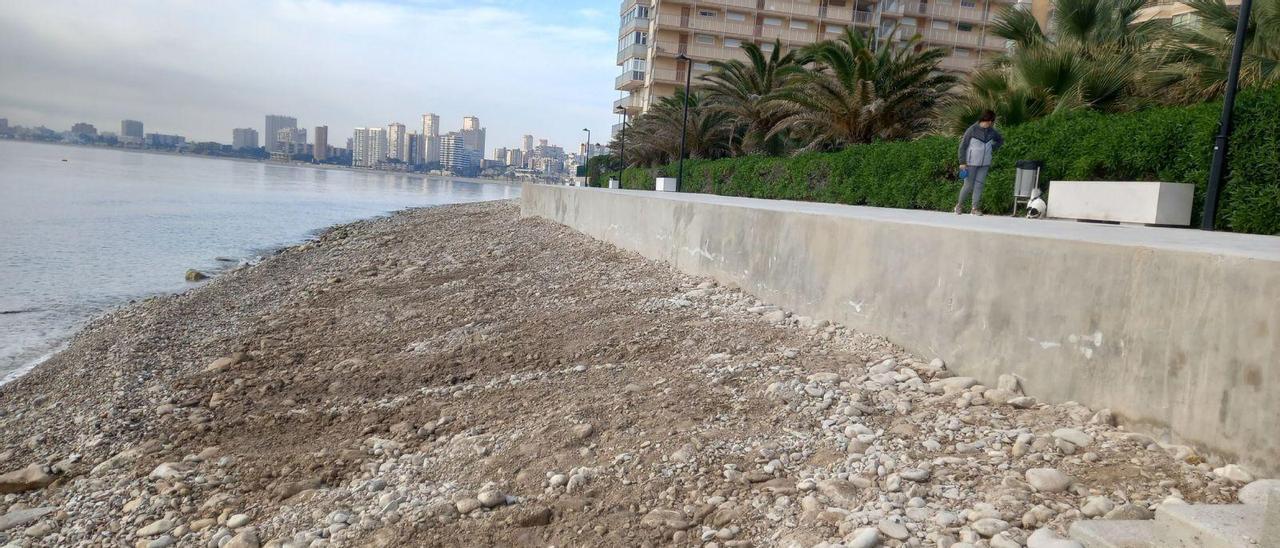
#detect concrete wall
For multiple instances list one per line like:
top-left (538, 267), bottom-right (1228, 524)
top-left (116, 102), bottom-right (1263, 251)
top-left (521, 184), bottom-right (1280, 476)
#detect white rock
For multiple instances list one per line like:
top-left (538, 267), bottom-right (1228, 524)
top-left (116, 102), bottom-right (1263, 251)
top-left (477, 490), bottom-right (506, 508)
top-left (845, 527), bottom-right (881, 548)
top-left (226, 514), bottom-right (250, 528)
top-left (1081, 496), bottom-right (1114, 518)
top-left (1238, 479), bottom-right (1280, 505)
top-left (1027, 527), bottom-right (1084, 548)
top-left (971, 518), bottom-right (1009, 537)
top-left (1025, 468), bottom-right (1072, 493)
top-left (877, 519), bottom-right (909, 540)
top-left (1213, 464), bottom-right (1254, 483)
top-left (1052, 428), bottom-right (1093, 448)
top-left (137, 518), bottom-right (174, 537)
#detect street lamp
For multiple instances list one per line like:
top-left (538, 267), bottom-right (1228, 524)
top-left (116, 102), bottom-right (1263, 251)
top-left (582, 128), bottom-right (591, 186)
top-left (615, 105), bottom-right (628, 187)
top-left (1202, 0), bottom-right (1254, 230)
top-left (676, 53), bottom-right (693, 192)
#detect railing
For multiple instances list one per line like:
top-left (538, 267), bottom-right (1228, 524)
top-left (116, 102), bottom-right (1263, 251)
top-left (615, 70), bottom-right (646, 89)
top-left (758, 25), bottom-right (817, 44)
top-left (686, 16), bottom-right (757, 37)
top-left (824, 5), bottom-right (853, 20)
top-left (617, 42), bottom-right (649, 65)
top-left (938, 55), bottom-right (980, 71)
top-left (853, 10), bottom-right (876, 24)
top-left (619, 16), bottom-right (650, 36)
top-left (917, 27), bottom-right (982, 46)
top-left (650, 68), bottom-right (686, 84)
top-left (922, 4), bottom-right (990, 22)
top-left (613, 95), bottom-right (643, 112)
top-left (718, 0), bottom-right (758, 9)
top-left (656, 12), bottom-right (684, 27)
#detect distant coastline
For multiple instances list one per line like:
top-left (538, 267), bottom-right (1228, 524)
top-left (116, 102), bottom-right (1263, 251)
top-left (2, 139), bottom-right (522, 187)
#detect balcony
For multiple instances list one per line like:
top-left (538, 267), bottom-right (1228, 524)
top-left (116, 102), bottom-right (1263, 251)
top-left (823, 5), bottom-right (853, 20)
top-left (938, 55), bottom-right (980, 72)
top-left (613, 94), bottom-right (643, 114)
top-left (917, 27), bottom-right (983, 47)
top-left (616, 70), bottom-right (646, 91)
top-left (923, 4), bottom-right (990, 22)
top-left (619, 15), bottom-right (650, 36)
top-left (618, 0), bottom-right (651, 16)
top-left (617, 42), bottom-right (649, 65)
top-left (758, 25), bottom-right (817, 44)
top-left (650, 68), bottom-right (687, 84)
top-left (762, 1), bottom-right (822, 17)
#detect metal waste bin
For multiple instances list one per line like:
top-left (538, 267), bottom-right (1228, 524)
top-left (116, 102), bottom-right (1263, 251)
top-left (1013, 160), bottom-right (1044, 216)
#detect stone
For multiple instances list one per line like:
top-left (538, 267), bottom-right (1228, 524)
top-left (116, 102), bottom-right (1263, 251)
top-left (190, 519), bottom-right (216, 532)
top-left (817, 479), bottom-right (861, 506)
top-left (938, 377), bottom-right (979, 392)
top-left (148, 462), bottom-right (189, 480)
top-left (148, 535), bottom-right (176, 548)
top-left (972, 518), bottom-right (1009, 537)
top-left (763, 310), bottom-right (787, 323)
top-left (877, 519), bottom-right (910, 540)
top-left (641, 508), bottom-right (691, 530)
top-left (990, 533), bottom-right (1022, 548)
top-left (227, 514), bottom-right (250, 528)
top-left (1103, 503), bottom-right (1153, 521)
top-left (1080, 496), bottom-right (1114, 518)
top-left (455, 498), bottom-right (483, 514)
top-left (845, 527), bottom-right (881, 548)
top-left (1027, 527), bottom-right (1084, 548)
top-left (997, 374), bottom-right (1022, 394)
top-left (137, 518), bottom-right (175, 537)
top-left (1025, 468), bottom-right (1072, 493)
top-left (225, 529), bottom-right (260, 548)
top-left (901, 468), bottom-right (931, 482)
top-left (1238, 479), bottom-right (1280, 505)
top-left (516, 506), bottom-right (554, 527)
top-left (571, 423), bottom-right (594, 439)
top-left (0, 507), bottom-right (56, 532)
top-left (0, 464), bottom-right (54, 494)
top-left (1212, 464), bottom-right (1254, 483)
top-left (1052, 428), bottom-right (1093, 448)
top-left (186, 269), bottom-right (209, 281)
top-left (1008, 397), bottom-right (1037, 409)
top-left (477, 490), bottom-right (506, 508)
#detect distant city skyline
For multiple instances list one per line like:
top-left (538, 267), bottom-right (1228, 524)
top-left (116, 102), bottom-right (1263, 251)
top-left (0, 0), bottom-right (618, 151)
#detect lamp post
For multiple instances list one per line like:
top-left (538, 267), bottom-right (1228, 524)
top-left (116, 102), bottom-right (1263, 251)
top-left (1202, 0), bottom-right (1254, 231)
top-left (582, 128), bottom-right (591, 186)
top-left (614, 105), bottom-right (628, 187)
top-left (676, 53), bottom-right (693, 192)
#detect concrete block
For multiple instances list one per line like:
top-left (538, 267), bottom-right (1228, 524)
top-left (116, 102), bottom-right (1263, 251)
top-left (1155, 503), bottom-right (1266, 548)
top-left (655, 177), bottom-right (678, 192)
top-left (1070, 520), bottom-right (1159, 548)
top-left (1047, 181), bottom-right (1194, 225)
top-left (608, 179), bottom-right (620, 189)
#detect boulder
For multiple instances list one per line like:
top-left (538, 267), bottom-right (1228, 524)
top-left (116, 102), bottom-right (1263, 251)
top-left (185, 269), bottom-right (208, 282)
top-left (0, 464), bottom-right (54, 494)
top-left (0, 507), bottom-right (56, 532)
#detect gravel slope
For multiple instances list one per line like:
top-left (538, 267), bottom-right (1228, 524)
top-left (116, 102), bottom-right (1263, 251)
top-left (0, 200), bottom-right (1243, 547)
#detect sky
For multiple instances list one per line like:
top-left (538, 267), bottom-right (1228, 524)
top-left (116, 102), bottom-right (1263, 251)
top-left (0, 0), bottom-right (620, 152)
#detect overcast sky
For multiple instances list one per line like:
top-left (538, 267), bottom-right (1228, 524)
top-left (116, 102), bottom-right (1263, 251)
top-left (0, 0), bottom-right (620, 151)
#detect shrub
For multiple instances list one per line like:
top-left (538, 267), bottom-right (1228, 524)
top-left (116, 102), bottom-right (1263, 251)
top-left (621, 87), bottom-right (1280, 234)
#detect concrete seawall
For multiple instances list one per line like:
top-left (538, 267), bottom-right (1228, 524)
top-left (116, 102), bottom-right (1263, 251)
top-left (521, 183), bottom-right (1280, 476)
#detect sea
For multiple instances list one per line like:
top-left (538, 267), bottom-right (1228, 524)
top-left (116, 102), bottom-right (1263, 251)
top-left (0, 140), bottom-right (519, 384)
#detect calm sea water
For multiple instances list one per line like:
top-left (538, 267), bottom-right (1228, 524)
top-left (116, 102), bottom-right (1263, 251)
top-left (0, 140), bottom-right (518, 383)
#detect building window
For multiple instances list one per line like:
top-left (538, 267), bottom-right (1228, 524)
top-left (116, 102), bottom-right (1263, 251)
top-left (957, 22), bottom-right (974, 32)
top-left (696, 33), bottom-right (716, 45)
top-left (900, 17), bottom-right (917, 27)
top-left (961, 0), bottom-right (976, 7)
top-left (790, 20), bottom-right (810, 30)
top-left (826, 24), bottom-right (844, 34)
top-left (953, 47), bottom-right (971, 57)
top-left (1172, 13), bottom-right (1201, 29)
top-left (761, 42), bottom-right (776, 52)
top-left (932, 20), bottom-right (949, 30)
top-left (727, 11), bottom-right (747, 22)
top-left (763, 16), bottom-right (783, 26)
top-left (698, 9), bottom-right (717, 17)
top-left (693, 62), bottom-right (712, 72)
top-left (725, 38), bottom-right (743, 48)
top-left (625, 59), bottom-right (646, 71)
top-left (618, 31), bottom-right (647, 51)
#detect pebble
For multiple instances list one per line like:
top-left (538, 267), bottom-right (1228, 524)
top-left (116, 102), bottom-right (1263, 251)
top-left (971, 518), bottom-right (1009, 537)
top-left (477, 490), bottom-right (506, 508)
top-left (455, 498), bottom-right (483, 514)
top-left (1027, 527), bottom-right (1084, 548)
top-left (226, 513), bottom-right (250, 528)
top-left (1080, 496), bottom-right (1114, 518)
top-left (137, 518), bottom-right (174, 537)
top-left (845, 527), bottom-right (881, 548)
top-left (1052, 428), bottom-right (1093, 448)
top-left (147, 535), bottom-right (176, 548)
top-left (1103, 503), bottom-right (1154, 520)
top-left (877, 519), bottom-right (910, 540)
top-left (1026, 468), bottom-right (1072, 493)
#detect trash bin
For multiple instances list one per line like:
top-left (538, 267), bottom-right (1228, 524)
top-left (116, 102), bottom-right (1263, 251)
top-left (1013, 160), bottom-right (1044, 216)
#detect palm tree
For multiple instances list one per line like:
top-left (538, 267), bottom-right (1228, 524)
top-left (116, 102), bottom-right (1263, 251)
top-left (620, 89), bottom-right (733, 167)
top-left (945, 0), bottom-right (1155, 132)
top-left (769, 29), bottom-right (956, 152)
top-left (698, 40), bottom-right (805, 156)
top-left (1147, 0), bottom-right (1280, 104)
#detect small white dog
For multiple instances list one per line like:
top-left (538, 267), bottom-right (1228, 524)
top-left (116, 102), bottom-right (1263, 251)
top-left (1027, 188), bottom-right (1047, 219)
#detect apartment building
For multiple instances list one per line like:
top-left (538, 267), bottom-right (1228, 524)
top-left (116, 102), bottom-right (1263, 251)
top-left (1134, 0), bottom-right (1240, 25)
top-left (614, 0), bottom-right (1018, 120)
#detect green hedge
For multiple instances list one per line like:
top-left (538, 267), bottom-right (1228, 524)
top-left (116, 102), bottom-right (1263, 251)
top-left (621, 87), bottom-right (1280, 235)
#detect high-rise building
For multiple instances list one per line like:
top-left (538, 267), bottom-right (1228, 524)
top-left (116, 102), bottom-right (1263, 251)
top-left (616, 0), bottom-right (1016, 118)
top-left (440, 132), bottom-right (468, 173)
top-left (352, 127), bottom-right (388, 168)
top-left (458, 116), bottom-right (486, 164)
top-left (407, 132), bottom-right (424, 166)
top-left (522, 134), bottom-right (534, 153)
top-left (422, 113), bottom-right (441, 165)
top-left (120, 120), bottom-right (144, 140)
top-left (275, 127), bottom-right (306, 151)
top-left (494, 147), bottom-right (509, 163)
top-left (387, 122), bottom-right (408, 162)
top-left (314, 126), bottom-right (329, 161)
top-left (232, 128), bottom-right (259, 149)
top-left (264, 115), bottom-right (297, 153)
top-left (1133, 0), bottom-right (1233, 24)
top-left (506, 148), bottom-right (524, 168)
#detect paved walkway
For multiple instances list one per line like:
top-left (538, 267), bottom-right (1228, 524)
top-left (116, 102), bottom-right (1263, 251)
top-left (600, 189), bottom-right (1280, 261)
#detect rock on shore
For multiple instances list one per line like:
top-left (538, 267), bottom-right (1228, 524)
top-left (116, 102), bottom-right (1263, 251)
top-left (0, 201), bottom-right (1244, 546)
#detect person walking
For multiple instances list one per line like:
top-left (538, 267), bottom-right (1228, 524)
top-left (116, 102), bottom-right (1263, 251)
top-left (956, 110), bottom-right (1004, 215)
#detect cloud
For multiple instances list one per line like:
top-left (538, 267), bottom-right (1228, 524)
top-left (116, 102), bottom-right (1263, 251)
top-left (0, 0), bottom-right (620, 150)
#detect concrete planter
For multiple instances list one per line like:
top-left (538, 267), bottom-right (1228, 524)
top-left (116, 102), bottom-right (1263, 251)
top-left (1047, 181), bottom-right (1194, 226)
top-left (655, 178), bottom-right (678, 192)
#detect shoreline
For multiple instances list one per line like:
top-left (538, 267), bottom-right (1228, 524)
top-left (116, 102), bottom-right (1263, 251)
top-left (1, 139), bottom-right (524, 188)
top-left (0, 201), bottom-right (1249, 547)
